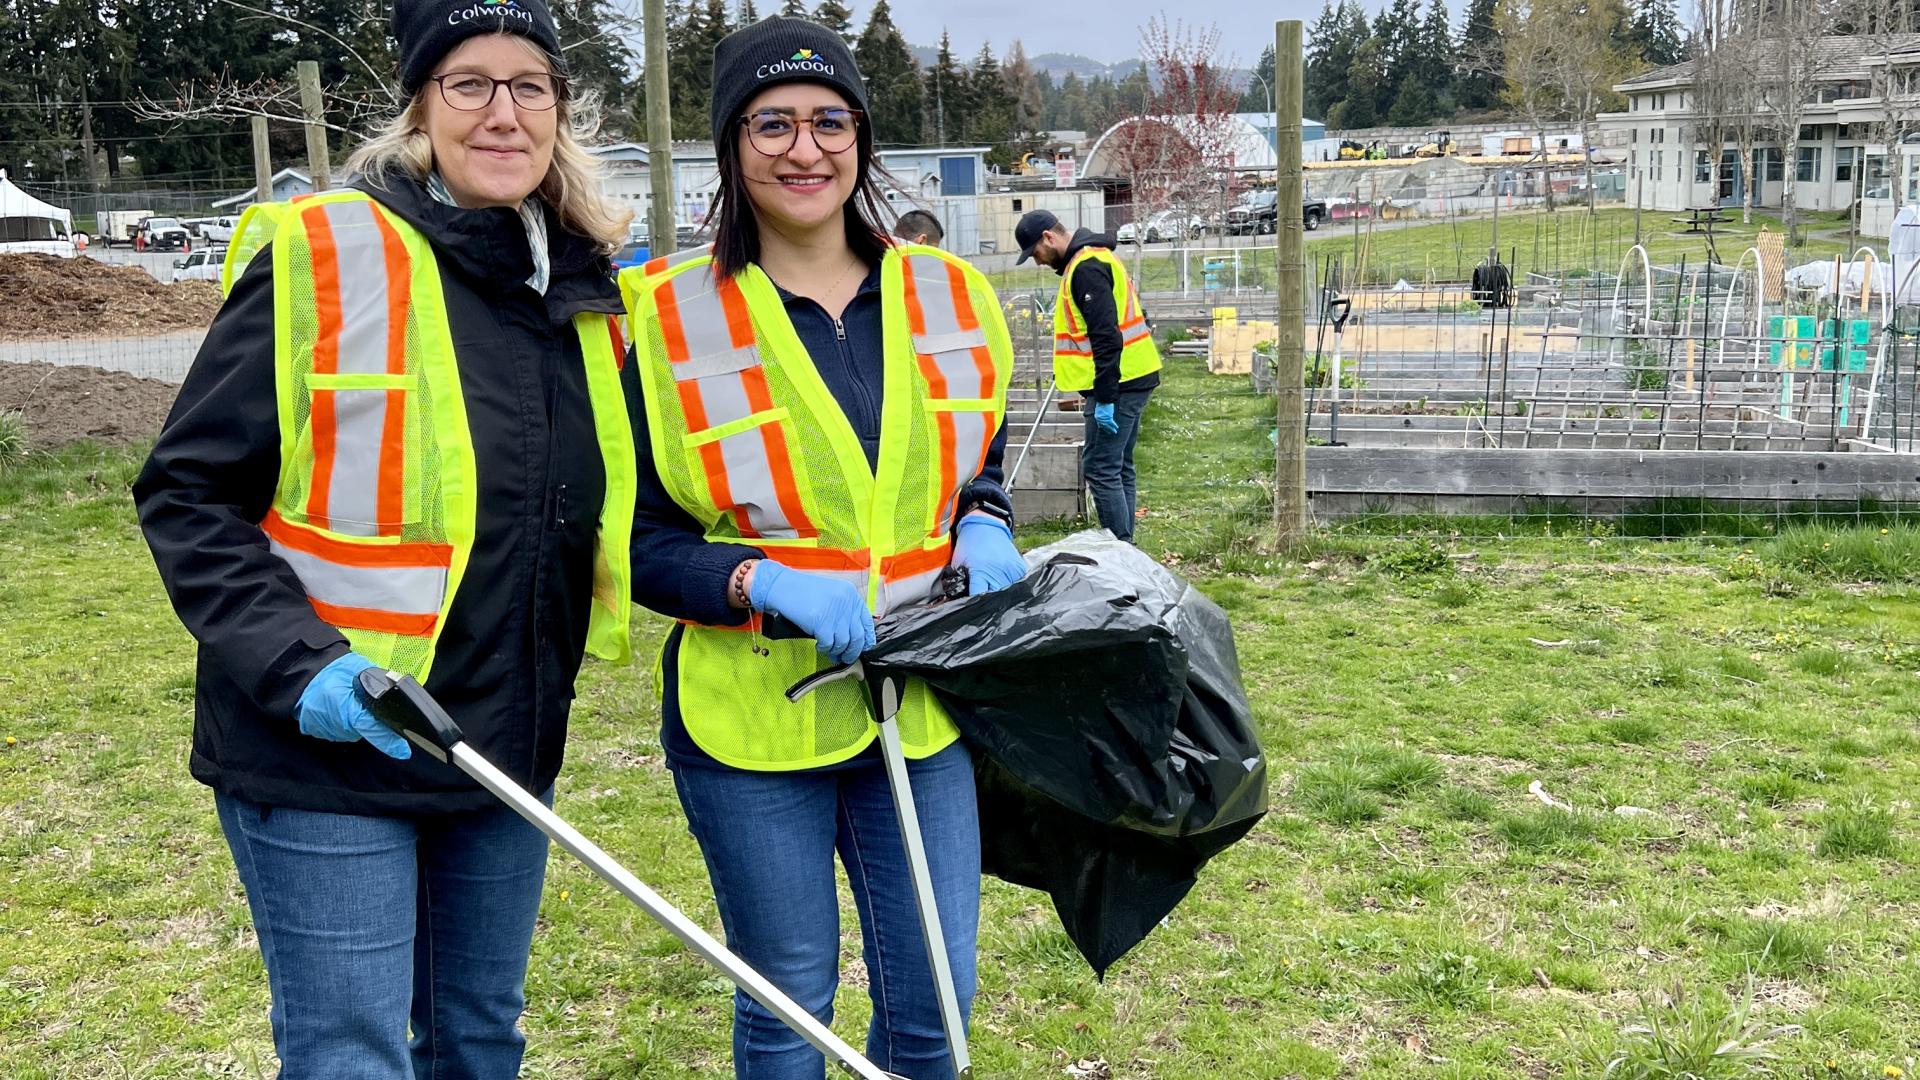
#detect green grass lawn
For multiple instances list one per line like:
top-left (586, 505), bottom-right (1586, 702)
top-left (4, 429), bottom-right (1919, 1078)
top-left (985, 207), bottom-right (1862, 297)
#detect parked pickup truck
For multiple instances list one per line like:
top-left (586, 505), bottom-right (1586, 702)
top-left (170, 247), bottom-right (226, 284)
top-left (1225, 192), bottom-right (1328, 234)
top-left (139, 216), bottom-right (193, 252)
top-left (97, 209), bottom-right (155, 247)
top-left (199, 216), bottom-right (239, 243)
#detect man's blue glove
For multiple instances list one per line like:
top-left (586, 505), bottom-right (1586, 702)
top-left (750, 560), bottom-right (875, 665)
top-left (296, 652), bottom-right (412, 760)
top-left (1092, 401), bottom-right (1119, 435)
top-left (952, 514), bottom-right (1027, 596)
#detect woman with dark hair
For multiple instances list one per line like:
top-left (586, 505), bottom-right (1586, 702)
top-left (620, 15), bottom-right (1027, 1080)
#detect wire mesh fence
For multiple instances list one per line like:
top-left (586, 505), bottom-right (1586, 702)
top-left (7, 197), bottom-right (1920, 551)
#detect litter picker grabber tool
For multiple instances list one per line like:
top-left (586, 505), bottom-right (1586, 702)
top-left (353, 668), bottom-right (908, 1080)
top-left (782, 656), bottom-right (974, 1080)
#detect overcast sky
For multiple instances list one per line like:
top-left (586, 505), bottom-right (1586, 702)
top-left (883, 0), bottom-right (1343, 68)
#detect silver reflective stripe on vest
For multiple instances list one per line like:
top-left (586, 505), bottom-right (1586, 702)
top-left (325, 388), bottom-right (390, 536)
top-left (311, 198), bottom-right (405, 537)
top-left (661, 265), bottom-right (803, 541)
top-left (268, 538), bottom-right (446, 617)
top-left (881, 567), bottom-right (943, 615)
top-left (674, 344), bottom-right (763, 381)
top-left (323, 199), bottom-right (396, 377)
top-left (904, 255), bottom-right (995, 400)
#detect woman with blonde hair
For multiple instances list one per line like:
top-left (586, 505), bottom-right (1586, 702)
top-left (134, 1), bottom-right (638, 1074)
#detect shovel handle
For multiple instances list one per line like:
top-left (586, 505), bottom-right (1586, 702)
top-left (1328, 296), bottom-right (1353, 331)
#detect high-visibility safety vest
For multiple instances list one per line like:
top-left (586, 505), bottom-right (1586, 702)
top-left (620, 243), bottom-right (1013, 771)
top-left (258, 189), bottom-right (635, 679)
top-left (221, 200), bottom-right (293, 297)
top-left (1052, 245), bottom-right (1163, 393)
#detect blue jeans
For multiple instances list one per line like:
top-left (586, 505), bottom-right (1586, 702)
top-left (215, 792), bottom-right (550, 1080)
top-left (669, 741), bottom-right (981, 1080)
top-left (1082, 387), bottom-right (1153, 542)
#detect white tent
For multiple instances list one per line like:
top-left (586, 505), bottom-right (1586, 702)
top-left (1889, 205), bottom-right (1920, 304)
top-left (0, 170), bottom-right (75, 257)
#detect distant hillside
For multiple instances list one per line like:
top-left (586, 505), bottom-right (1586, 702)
top-left (902, 46), bottom-right (1243, 87)
top-left (905, 44), bottom-right (1145, 81)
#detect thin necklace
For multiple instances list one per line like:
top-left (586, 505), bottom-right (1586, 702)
top-left (772, 251), bottom-right (860, 304)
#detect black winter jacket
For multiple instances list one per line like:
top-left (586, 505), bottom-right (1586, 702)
top-left (134, 174), bottom-right (634, 815)
top-left (1057, 229), bottom-right (1161, 404)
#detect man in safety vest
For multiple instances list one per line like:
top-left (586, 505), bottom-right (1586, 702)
top-left (1016, 208), bottom-right (1162, 543)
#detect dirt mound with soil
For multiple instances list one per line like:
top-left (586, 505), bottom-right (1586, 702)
top-left (0, 254), bottom-right (221, 341)
top-left (0, 362), bottom-right (180, 447)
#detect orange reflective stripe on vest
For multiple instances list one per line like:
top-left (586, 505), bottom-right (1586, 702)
top-left (301, 197), bottom-right (413, 538)
top-left (655, 269), bottom-right (816, 541)
top-left (262, 509), bottom-right (451, 636)
top-left (902, 253), bottom-right (1000, 538)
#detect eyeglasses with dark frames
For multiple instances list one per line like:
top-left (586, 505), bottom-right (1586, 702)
top-left (431, 71), bottom-right (568, 112)
top-left (739, 108), bottom-right (863, 156)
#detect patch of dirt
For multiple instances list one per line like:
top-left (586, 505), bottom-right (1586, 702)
top-left (0, 361), bottom-right (179, 447)
top-left (0, 254), bottom-right (220, 340)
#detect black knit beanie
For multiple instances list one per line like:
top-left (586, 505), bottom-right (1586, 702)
top-left (393, 0), bottom-right (566, 96)
top-left (709, 16), bottom-right (869, 150)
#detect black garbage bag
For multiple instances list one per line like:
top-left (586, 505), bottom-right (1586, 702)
top-left (865, 532), bottom-right (1268, 976)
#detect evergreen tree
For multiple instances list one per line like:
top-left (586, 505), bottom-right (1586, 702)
top-left (1115, 65), bottom-right (1152, 117)
top-left (1371, 0), bottom-right (1422, 119)
top-left (551, 0), bottom-right (639, 134)
top-left (1626, 0), bottom-right (1683, 67)
top-left (1002, 40), bottom-right (1047, 142)
top-left (1337, 32), bottom-right (1384, 129)
top-left (1056, 70), bottom-right (1090, 131)
top-left (1410, 0), bottom-right (1456, 117)
top-left (966, 43), bottom-right (1019, 167)
top-left (923, 30), bottom-right (963, 145)
top-left (1456, 0), bottom-right (1501, 110)
top-left (1386, 73), bottom-right (1438, 123)
top-left (667, 0), bottom-right (732, 139)
top-left (853, 0), bottom-right (922, 145)
top-left (779, 0), bottom-right (807, 15)
top-left (1304, 0), bottom-right (1354, 120)
top-left (739, 0), bottom-right (759, 22)
top-left (811, 0), bottom-right (854, 38)
top-left (1240, 44), bottom-right (1276, 114)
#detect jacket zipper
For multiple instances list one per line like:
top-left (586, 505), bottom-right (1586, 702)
top-left (834, 316), bottom-right (846, 341)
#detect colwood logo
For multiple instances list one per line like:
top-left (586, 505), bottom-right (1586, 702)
top-left (756, 49), bottom-right (835, 79)
top-left (447, 0), bottom-right (534, 26)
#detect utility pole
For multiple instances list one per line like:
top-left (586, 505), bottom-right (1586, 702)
top-left (298, 60), bottom-right (330, 192)
top-left (644, 0), bottom-right (675, 252)
top-left (252, 115), bottom-right (273, 208)
top-left (1273, 19), bottom-right (1308, 543)
top-left (79, 83), bottom-right (101, 193)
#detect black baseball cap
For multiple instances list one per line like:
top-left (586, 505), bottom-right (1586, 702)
top-left (1014, 209), bottom-right (1059, 264)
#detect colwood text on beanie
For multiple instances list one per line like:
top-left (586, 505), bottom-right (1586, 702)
top-left (709, 16), bottom-right (869, 149)
top-left (393, 0), bottom-right (566, 96)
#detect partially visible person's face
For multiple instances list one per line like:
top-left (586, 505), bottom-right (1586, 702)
top-left (423, 34), bottom-right (559, 208)
top-left (736, 83), bottom-right (860, 237)
top-left (1034, 227), bottom-right (1071, 269)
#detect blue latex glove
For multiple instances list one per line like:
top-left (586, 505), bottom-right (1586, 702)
top-left (1092, 401), bottom-right (1119, 435)
top-left (750, 561), bottom-right (875, 665)
top-left (952, 514), bottom-right (1027, 596)
top-left (296, 652), bottom-right (413, 760)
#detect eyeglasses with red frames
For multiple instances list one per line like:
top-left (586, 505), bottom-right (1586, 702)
top-left (738, 108), bottom-right (863, 156)
top-left (431, 71), bottom-right (569, 112)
